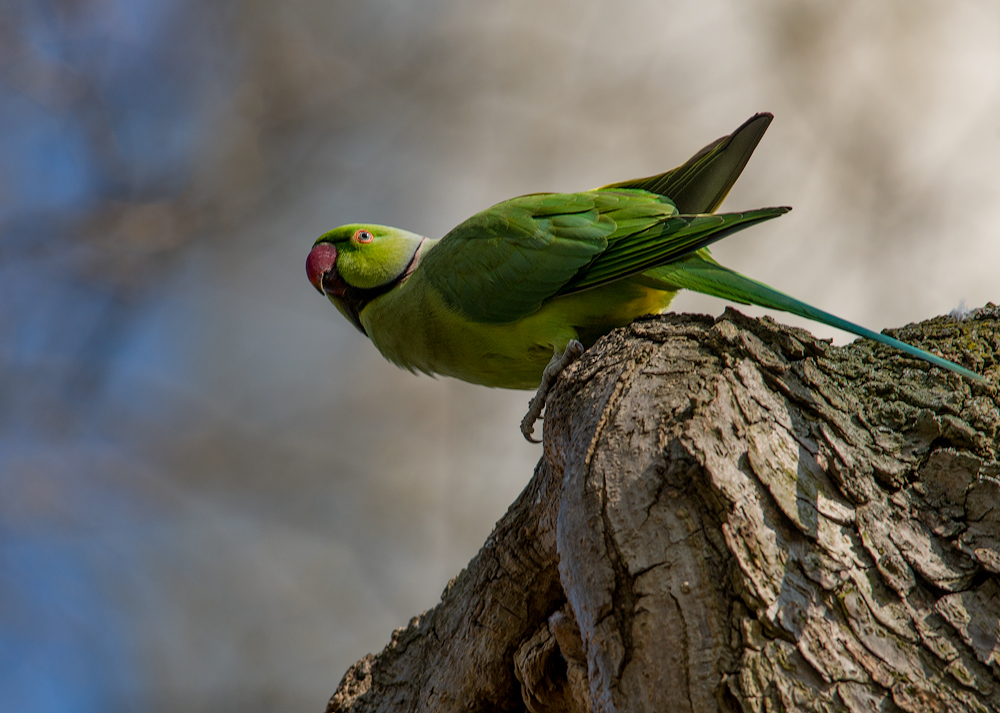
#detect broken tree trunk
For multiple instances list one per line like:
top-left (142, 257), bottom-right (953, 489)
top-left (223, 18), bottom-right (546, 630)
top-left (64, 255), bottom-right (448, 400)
top-left (328, 305), bottom-right (1000, 713)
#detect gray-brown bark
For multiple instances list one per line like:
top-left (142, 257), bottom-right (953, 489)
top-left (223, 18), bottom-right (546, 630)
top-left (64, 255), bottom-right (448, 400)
top-left (327, 305), bottom-right (1000, 713)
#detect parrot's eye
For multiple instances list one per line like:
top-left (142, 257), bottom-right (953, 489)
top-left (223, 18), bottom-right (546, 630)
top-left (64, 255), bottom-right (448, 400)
top-left (353, 229), bottom-right (374, 244)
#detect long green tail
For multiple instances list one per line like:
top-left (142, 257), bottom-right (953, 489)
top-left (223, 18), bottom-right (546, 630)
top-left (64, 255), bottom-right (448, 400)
top-left (649, 252), bottom-right (988, 384)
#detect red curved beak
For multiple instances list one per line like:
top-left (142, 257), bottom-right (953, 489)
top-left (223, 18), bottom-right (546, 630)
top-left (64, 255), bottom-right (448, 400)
top-left (306, 243), bottom-right (337, 295)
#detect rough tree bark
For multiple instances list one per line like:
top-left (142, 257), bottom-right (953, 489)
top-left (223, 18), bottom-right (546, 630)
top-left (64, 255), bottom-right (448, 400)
top-left (328, 305), bottom-right (1000, 713)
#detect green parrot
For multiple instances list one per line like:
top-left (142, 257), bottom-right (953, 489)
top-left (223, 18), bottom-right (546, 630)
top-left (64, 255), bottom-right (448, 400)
top-left (307, 113), bottom-right (987, 440)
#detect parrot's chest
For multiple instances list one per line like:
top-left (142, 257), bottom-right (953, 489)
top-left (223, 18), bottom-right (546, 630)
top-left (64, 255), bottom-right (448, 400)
top-left (358, 275), bottom-right (674, 390)
top-left (359, 279), bottom-right (559, 389)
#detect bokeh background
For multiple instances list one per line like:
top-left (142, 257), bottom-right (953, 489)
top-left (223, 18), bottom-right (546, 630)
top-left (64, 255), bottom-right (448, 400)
top-left (3, 0), bottom-right (999, 710)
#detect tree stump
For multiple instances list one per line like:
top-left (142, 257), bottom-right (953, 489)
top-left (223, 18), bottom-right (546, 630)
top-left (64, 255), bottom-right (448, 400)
top-left (327, 305), bottom-right (1000, 713)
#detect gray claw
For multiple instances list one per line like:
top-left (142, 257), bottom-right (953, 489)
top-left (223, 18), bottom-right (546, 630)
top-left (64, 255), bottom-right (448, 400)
top-left (520, 339), bottom-right (585, 443)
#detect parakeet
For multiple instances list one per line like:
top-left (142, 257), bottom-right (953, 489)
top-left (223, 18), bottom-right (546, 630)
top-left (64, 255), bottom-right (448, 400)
top-left (307, 113), bottom-right (987, 441)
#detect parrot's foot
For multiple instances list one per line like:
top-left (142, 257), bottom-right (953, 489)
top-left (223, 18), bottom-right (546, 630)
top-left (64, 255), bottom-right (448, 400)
top-left (521, 339), bottom-right (586, 443)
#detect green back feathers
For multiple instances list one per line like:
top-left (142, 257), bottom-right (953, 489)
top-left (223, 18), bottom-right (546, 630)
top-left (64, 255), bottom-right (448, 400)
top-left (420, 115), bottom-right (781, 325)
top-left (422, 188), bottom-right (788, 324)
top-left (420, 193), bottom-right (614, 324)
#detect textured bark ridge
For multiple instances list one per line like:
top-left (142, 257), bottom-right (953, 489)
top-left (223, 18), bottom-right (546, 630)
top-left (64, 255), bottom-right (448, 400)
top-left (328, 305), bottom-right (1000, 713)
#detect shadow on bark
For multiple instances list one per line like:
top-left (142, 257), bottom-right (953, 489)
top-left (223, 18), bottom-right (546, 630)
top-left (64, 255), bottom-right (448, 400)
top-left (328, 305), bottom-right (1000, 713)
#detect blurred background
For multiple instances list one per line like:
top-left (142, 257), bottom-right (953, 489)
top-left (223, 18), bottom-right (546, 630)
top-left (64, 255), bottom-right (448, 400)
top-left (2, 0), bottom-right (998, 710)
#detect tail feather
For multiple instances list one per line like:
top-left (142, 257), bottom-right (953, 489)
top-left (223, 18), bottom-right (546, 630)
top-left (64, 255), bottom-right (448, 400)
top-left (649, 253), bottom-right (988, 384)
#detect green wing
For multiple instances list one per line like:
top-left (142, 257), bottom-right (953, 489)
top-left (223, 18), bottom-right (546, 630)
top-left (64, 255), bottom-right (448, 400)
top-left (421, 192), bottom-right (616, 324)
top-left (556, 202), bottom-right (787, 295)
top-left (422, 190), bottom-right (788, 324)
top-left (648, 253), bottom-right (989, 384)
top-left (602, 113), bottom-right (772, 214)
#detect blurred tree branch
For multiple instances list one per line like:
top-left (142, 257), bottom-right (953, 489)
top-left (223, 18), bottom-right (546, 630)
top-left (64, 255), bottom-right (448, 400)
top-left (326, 307), bottom-right (1000, 712)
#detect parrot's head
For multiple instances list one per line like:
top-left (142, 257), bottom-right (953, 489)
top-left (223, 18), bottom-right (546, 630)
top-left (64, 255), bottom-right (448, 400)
top-left (307, 223), bottom-right (426, 334)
